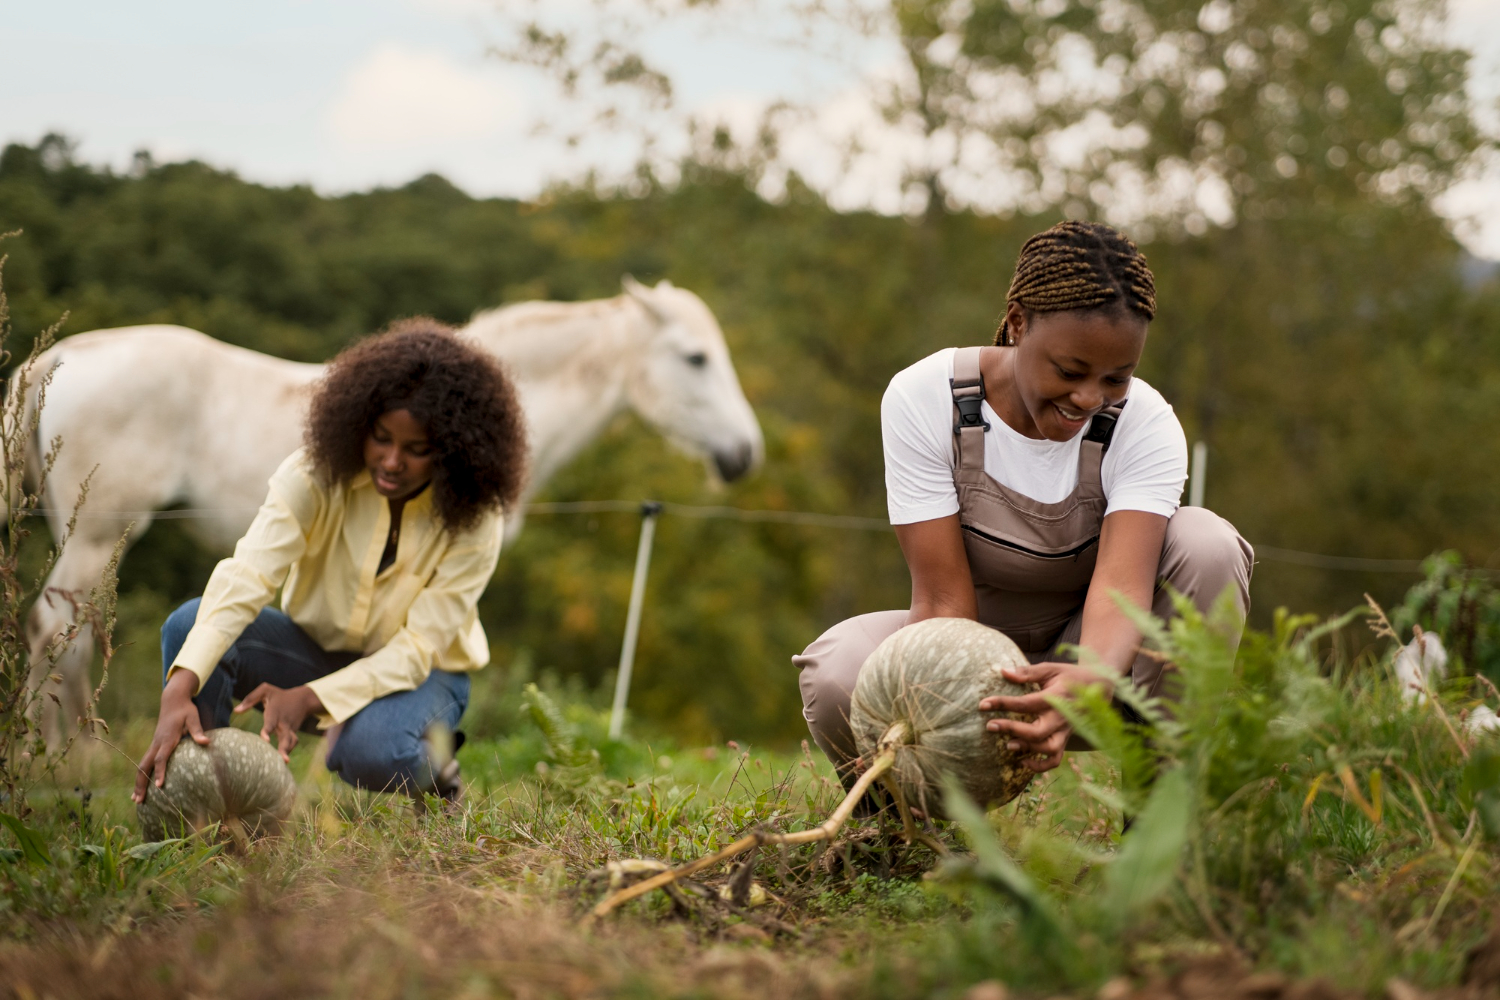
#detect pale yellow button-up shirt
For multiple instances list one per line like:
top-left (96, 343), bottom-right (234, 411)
top-left (171, 449), bottom-right (504, 725)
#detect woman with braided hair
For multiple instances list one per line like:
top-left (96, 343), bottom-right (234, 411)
top-left (795, 220), bottom-right (1252, 778)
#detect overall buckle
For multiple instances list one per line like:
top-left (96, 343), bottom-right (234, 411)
top-left (1082, 406), bottom-right (1124, 449)
top-left (1082, 412), bottom-right (1115, 443)
top-left (950, 378), bottom-right (990, 434)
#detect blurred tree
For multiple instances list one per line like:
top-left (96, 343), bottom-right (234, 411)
top-left (949, 0), bottom-right (1482, 224)
top-left (495, 0), bottom-right (1489, 227)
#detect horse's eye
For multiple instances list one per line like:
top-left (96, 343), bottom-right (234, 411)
top-left (685, 352), bottom-right (708, 368)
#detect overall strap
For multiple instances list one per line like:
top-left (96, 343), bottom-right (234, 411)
top-left (950, 347), bottom-right (988, 476)
top-left (1077, 398), bottom-right (1128, 493)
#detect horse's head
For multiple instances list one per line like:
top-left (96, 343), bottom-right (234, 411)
top-left (621, 277), bottom-right (764, 482)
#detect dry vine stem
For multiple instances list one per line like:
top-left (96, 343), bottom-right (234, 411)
top-left (585, 721), bottom-right (914, 922)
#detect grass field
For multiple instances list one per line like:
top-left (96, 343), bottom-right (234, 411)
top-left (6, 600), bottom-right (1500, 1000)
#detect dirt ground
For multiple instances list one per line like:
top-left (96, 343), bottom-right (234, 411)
top-left (7, 879), bottom-right (1500, 1000)
top-left (0, 875), bottom-right (852, 1000)
top-left (1096, 927), bottom-right (1500, 1000)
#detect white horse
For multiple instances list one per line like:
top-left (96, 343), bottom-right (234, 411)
top-left (17, 277), bottom-right (763, 746)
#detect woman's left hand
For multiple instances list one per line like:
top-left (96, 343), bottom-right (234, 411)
top-left (980, 662), bottom-right (1111, 773)
top-left (235, 684), bottom-right (325, 762)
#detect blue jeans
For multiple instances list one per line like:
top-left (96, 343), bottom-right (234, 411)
top-left (161, 598), bottom-right (470, 795)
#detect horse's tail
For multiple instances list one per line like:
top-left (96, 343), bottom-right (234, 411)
top-left (1, 348), bottom-right (60, 526)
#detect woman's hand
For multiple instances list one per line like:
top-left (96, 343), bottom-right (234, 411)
top-left (236, 684), bottom-right (325, 761)
top-left (133, 669), bottom-right (211, 803)
top-left (984, 511), bottom-right (1167, 772)
top-left (981, 662), bottom-right (1112, 773)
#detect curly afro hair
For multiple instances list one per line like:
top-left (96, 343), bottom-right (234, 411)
top-left (305, 318), bottom-right (528, 533)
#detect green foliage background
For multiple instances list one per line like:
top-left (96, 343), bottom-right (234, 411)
top-left (2, 125), bottom-right (1498, 745)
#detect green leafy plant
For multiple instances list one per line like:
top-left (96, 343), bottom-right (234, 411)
top-left (522, 682), bottom-right (603, 782)
top-left (0, 810), bottom-right (51, 865)
top-left (930, 588), bottom-right (1487, 993)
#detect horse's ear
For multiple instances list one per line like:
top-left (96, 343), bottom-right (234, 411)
top-left (622, 274), bottom-right (670, 325)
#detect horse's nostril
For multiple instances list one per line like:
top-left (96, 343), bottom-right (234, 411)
top-left (714, 443), bottom-right (754, 482)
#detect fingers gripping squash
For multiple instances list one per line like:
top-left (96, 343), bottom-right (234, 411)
top-left (850, 617), bottom-right (1039, 818)
top-left (137, 728), bottom-right (297, 842)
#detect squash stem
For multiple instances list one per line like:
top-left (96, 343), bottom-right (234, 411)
top-left (585, 722), bottom-right (909, 922)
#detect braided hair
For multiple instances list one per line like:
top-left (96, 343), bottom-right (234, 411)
top-left (997, 221), bottom-right (1157, 345)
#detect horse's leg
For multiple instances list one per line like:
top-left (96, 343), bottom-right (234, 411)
top-left (26, 524), bottom-right (143, 751)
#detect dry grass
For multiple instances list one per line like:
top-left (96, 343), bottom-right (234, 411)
top-left (0, 719), bottom-right (944, 1000)
top-left (0, 870), bottom-right (862, 1000)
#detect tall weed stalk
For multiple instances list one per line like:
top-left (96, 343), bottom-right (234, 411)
top-left (0, 235), bottom-right (122, 817)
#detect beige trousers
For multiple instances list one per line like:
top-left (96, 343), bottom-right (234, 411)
top-left (793, 506), bottom-right (1254, 772)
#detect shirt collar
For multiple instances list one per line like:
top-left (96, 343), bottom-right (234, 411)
top-left (349, 470), bottom-right (435, 515)
top-left (404, 482), bottom-right (435, 515)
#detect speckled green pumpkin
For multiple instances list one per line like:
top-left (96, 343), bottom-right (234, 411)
top-left (137, 728), bottom-right (297, 841)
top-left (850, 617), bottom-right (1039, 818)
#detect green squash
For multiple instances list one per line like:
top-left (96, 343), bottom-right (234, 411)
top-left (137, 727), bottom-right (297, 841)
top-left (850, 617), bottom-right (1039, 818)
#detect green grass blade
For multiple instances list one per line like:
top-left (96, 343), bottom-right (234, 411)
top-left (1098, 766), bottom-right (1192, 923)
top-left (0, 812), bottom-right (53, 866)
top-left (941, 774), bottom-right (1063, 932)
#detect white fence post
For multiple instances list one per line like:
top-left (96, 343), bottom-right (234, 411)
top-left (1189, 440), bottom-right (1208, 508)
top-left (609, 501), bottom-right (662, 741)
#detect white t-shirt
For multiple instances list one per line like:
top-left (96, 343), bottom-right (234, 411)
top-left (882, 348), bottom-right (1187, 525)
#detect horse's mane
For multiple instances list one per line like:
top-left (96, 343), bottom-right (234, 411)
top-left (467, 298), bottom-right (628, 339)
top-left (462, 285), bottom-right (723, 384)
top-left (463, 296), bottom-right (646, 379)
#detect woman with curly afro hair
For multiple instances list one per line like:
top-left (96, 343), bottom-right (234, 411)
top-left (135, 319), bottom-right (528, 806)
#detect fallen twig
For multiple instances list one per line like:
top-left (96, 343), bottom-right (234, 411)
top-left (584, 721), bottom-right (910, 922)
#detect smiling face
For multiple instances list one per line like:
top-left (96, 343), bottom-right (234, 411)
top-left (363, 408), bottom-right (436, 499)
top-left (998, 303), bottom-right (1148, 441)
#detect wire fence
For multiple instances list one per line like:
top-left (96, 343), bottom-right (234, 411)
top-left (20, 500), bottom-right (1432, 573)
top-left (526, 499), bottom-right (895, 532)
top-left (19, 495), bottom-right (1436, 737)
top-left (527, 502), bottom-right (1430, 573)
top-left (1249, 546), bottom-right (1425, 573)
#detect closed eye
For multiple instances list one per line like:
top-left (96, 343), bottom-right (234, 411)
top-left (685, 352), bottom-right (708, 368)
top-left (1054, 366), bottom-right (1083, 380)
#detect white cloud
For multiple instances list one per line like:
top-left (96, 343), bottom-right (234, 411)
top-left (1436, 164), bottom-right (1500, 261)
top-left (327, 43), bottom-right (519, 147)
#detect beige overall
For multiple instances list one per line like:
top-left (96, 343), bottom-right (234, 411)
top-left (795, 346), bottom-right (1254, 771)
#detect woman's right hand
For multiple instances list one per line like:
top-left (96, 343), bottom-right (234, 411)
top-left (132, 669), bottom-right (211, 804)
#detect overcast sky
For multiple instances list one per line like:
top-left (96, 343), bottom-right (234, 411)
top-left (4, 0), bottom-right (1498, 256)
